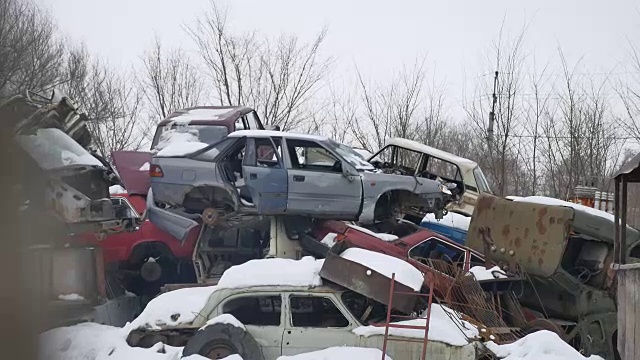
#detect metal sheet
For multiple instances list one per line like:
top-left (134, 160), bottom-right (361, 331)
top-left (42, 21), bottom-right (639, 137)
top-left (467, 194), bottom-right (574, 278)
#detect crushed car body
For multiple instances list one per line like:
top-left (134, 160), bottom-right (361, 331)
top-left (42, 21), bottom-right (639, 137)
top-left (147, 130), bottom-right (458, 240)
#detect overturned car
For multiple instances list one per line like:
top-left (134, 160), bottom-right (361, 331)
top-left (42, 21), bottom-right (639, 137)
top-left (147, 130), bottom-right (459, 240)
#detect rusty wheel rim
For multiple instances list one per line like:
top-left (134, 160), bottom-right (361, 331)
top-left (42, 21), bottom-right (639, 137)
top-left (205, 344), bottom-right (234, 359)
top-left (202, 208), bottom-right (218, 225)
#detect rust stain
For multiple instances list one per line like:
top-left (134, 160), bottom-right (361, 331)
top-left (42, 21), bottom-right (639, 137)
top-left (536, 207), bottom-right (548, 235)
top-left (524, 227), bottom-right (530, 238)
top-left (509, 210), bottom-right (514, 218)
top-left (549, 216), bottom-right (556, 225)
top-left (502, 224), bottom-right (511, 239)
top-left (538, 257), bottom-right (544, 267)
top-left (514, 237), bottom-right (522, 248)
top-left (476, 195), bottom-right (496, 212)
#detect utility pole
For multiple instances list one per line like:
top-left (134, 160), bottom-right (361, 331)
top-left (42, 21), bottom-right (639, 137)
top-left (487, 71), bottom-right (499, 145)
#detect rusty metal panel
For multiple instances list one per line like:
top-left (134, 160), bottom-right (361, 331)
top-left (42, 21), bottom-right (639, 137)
top-left (467, 194), bottom-right (574, 278)
top-left (319, 250), bottom-right (419, 314)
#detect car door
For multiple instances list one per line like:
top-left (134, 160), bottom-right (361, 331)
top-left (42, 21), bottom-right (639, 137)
top-left (281, 293), bottom-right (359, 356)
top-left (283, 138), bottom-right (362, 218)
top-left (241, 137), bottom-right (288, 214)
top-left (216, 293), bottom-right (285, 359)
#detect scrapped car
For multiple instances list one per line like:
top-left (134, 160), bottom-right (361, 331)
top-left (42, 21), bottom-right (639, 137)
top-left (112, 106), bottom-right (275, 196)
top-left (367, 138), bottom-right (492, 217)
top-left (126, 284), bottom-right (477, 360)
top-left (467, 194), bottom-right (640, 360)
top-left (3, 91), bottom-right (134, 234)
top-left (147, 130), bottom-right (458, 241)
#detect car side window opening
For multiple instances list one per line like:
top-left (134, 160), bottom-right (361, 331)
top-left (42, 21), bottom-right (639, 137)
top-left (289, 295), bottom-right (350, 328)
top-left (222, 295), bottom-right (282, 326)
top-left (424, 157), bottom-right (462, 182)
top-left (409, 238), bottom-right (465, 267)
top-left (370, 145), bottom-right (423, 176)
top-left (245, 111), bottom-right (260, 130)
top-left (221, 138), bottom-right (247, 187)
top-left (110, 197), bottom-right (138, 219)
top-left (286, 139), bottom-right (342, 173)
top-left (254, 138), bottom-right (282, 168)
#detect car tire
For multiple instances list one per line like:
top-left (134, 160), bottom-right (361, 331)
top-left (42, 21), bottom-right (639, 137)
top-left (182, 323), bottom-right (264, 360)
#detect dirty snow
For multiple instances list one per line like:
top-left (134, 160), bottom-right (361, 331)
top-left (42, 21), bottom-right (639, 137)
top-left (170, 108), bottom-right (232, 123)
top-left (57, 293), bottom-right (85, 301)
top-left (422, 211), bottom-right (471, 231)
top-left (126, 286), bottom-right (217, 330)
top-left (320, 233), bottom-right (338, 247)
top-left (486, 330), bottom-right (604, 360)
top-left (156, 141), bottom-right (209, 157)
top-left (513, 196), bottom-right (615, 222)
top-left (277, 347), bottom-right (392, 360)
top-left (139, 162), bottom-right (150, 171)
top-left (339, 248), bottom-right (423, 291)
top-left (217, 256), bottom-right (325, 289)
top-left (39, 322), bottom-right (184, 360)
top-left (109, 184), bottom-right (128, 194)
top-left (353, 304), bottom-right (478, 347)
top-left (347, 224), bottom-right (399, 241)
top-left (201, 314), bottom-right (246, 331)
top-left (61, 150), bottom-right (104, 167)
top-left (467, 266), bottom-right (507, 281)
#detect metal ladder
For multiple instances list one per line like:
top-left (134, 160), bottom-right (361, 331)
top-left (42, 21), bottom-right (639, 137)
top-left (380, 272), bottom-right (435, 360)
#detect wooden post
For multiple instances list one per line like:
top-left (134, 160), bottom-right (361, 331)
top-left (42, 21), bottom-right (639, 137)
top-left (617, 263), bottom-right (640, 360)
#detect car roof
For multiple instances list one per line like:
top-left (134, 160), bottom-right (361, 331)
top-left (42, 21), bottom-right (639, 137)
top-left (158, 106), bottom-right (253, 126)
top-left (215, 284), bottom-right (345, 294)
top-left (384, 138), bottom-right (478, 169)
top-left (228, 129), bottom-right (329, 142)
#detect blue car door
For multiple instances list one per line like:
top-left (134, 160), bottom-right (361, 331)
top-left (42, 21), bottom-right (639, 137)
top-left (241, 137), bottom-right (288, 214)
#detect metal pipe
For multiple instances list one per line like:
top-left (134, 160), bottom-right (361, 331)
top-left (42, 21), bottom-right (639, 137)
top-left (381, 273), bottom-right (395, 360)
top-left (614, 178), bottom-right (621, 264)
top-left (621, 176), bottom-right (628, 265)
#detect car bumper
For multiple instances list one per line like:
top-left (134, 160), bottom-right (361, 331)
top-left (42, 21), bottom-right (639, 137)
top-left (146, 189), bottom-right (200, 242)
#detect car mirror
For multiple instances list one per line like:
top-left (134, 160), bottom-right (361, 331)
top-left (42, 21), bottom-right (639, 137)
top-left (332, 159), bottom-right (343, 173)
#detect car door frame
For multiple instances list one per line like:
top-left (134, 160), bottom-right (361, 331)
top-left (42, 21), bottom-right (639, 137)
top-left (280, 292), bottom-right (360, 356)
top-left (280, 138), bottom-right (363, 219)
top-left (241, 136), bottom-right (288, 214)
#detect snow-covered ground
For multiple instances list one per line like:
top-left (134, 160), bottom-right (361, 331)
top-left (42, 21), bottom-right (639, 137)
top-left (487, 331), bottom-right (604, 360)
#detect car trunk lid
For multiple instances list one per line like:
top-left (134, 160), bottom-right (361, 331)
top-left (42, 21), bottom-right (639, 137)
top-left (111, 150), bottom-right (153, 196)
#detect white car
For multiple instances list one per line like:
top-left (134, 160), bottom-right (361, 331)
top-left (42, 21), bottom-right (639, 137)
top-left (126, 284), bottom-right (477, 360)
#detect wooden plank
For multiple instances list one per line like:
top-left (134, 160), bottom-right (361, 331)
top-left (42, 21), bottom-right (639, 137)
top-left (619, 267), bottom-right (640, 360)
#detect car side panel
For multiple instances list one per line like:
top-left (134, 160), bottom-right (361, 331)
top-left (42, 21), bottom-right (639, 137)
top-left (286, 169), bottom-right (362, 218)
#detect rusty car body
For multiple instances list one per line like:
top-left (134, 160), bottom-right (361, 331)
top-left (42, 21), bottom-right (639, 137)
top-left (146, 130), bottom-right (457, 241)
top-left (467, 194), bottom-right (640, 359)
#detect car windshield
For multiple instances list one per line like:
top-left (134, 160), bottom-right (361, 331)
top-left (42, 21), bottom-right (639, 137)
top-left (151, 124), bottom-right (229, 149)
top-left (473, 166), bottom-right (492, 194)
top-left (327, 141), bottom-right (375, 171)
top-left (15, 128), bottom-right (104, 170)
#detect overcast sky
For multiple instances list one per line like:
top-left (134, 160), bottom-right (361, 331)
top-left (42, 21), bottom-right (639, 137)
top-left (42, 0), bottom-right (640, 114)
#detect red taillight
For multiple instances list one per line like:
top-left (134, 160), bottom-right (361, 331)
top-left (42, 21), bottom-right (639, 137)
top-left (149, 164), bottom-right (164, 178)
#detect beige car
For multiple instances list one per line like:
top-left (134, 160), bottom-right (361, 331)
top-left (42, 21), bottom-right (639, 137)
top-left (367, 138), bottom-right (493, 217)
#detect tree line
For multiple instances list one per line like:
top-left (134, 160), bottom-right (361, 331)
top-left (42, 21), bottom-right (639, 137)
top-left (3, 0), bottom-right (640, 208)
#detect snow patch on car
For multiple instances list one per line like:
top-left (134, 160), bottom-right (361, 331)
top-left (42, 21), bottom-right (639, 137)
top-left (126, 286), bottom-right (218, 331)
top-left (486, 330), bottom-right (604, 360)
top-left (339, 248), bottom-right (423, 291)
top-left (201, 314), bottom-right (246, 331)
top-left (154, 128), bottom-right (209, 157)
top-left (170, 108), bottom-right (233, 123)
top-left (139, 162), bottom-right (150, 171)
top-left (320, 233), bottom-right (338, 247)
top-left (422, 211), bottom-right (471, 231)
top-left (353, 304), bottom-right (478, 347)
top-left (276, 347), bottom-right (392, 360)
top-left (156, 142), bottom-right (209, 157)
top-left (513, 196), bottom-right (614, 222)
top-left (346, 224), bottom-right (399, 241)
top-left (57, 293), bottom-right (85, 301)
top-left (467, 266), bottom-right (507, 281)
top-left (109, 184), bottom-right (128, 194)
top-left (217, 256), bottom-right (325, 289)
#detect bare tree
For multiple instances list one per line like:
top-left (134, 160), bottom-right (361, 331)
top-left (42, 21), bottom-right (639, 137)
top-left (186, 1), bottom-right (333, 130)
top-left (617, 42), bottom-right (640, 143)
top-left (140, 37), bottom-right (206, 120)
top-left (0, 0), bottom-right (65, 99)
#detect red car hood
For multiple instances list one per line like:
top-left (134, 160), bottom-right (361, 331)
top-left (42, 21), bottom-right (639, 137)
top-left (111, 150), bottom-right (153, 196)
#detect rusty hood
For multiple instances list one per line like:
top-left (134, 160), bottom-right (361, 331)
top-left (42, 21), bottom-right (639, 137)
top-left (466, 194), bottom-right (574, 278)
top-left (111, 150), bottom-right (153, 195)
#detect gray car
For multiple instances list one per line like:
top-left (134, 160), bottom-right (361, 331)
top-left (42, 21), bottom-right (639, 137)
top-left (147, 130), bottom-right (458, 240)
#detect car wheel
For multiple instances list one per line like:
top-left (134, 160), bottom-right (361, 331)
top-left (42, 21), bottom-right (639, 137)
top-left (182, 323), bottom-right (263, 360)
top-left (523, 318), bottom-right (566, 340)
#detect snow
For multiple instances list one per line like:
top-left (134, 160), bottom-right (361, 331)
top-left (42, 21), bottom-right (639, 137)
top-left (16, 128), bottom-right (104, 170)
top-left (139, 162), bottom-right (150, 171)
top-left (61, 150), bottom-right (104, 167)
top-left (347, 224), bottom-right (399, 241)
top-left (39, 322), bottom-right (184, 360)
top-left (126, 286), bottom-right (218, 330)
top-left (201, 314), bottom-right (246, 331)
top-left (320, 232), bottom-right (338, 247)
top-left (353, 304), bottom-right (478, 347)
top-left (276, 347), bottom-right (392, 360)
top-left (513, 196), bottom-right (615, 222)
top-left (422, 211), bottom-right (471, 231)
top-left (339, 248), bottom-right (423, 291)
top-left (156, 141), bottom-right (209, 157)
top-left (109, 184), bottom-right (128, 195)
top-left (219, 356), bottom-right (243, 360)
top-left (216, 256), bottom-right (325, 289)
top-left (57, 293), bottom-right (85, 301)
top-left (170, 108), bottom-right (233, 123)
top-left (486, 330), bottom-right (604, 360)
top-left (351, 148), bottom-right (374, 160)
top-left (467, 266), bottom-right (507, 281)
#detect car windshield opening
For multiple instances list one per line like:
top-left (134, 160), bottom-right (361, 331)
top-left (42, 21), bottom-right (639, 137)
top-left (15, 128), bottom-right (103, 170)
top-left (473, 166), bottom-right (493, 194)
top-left (327, 141), bottom-right (375, 171)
